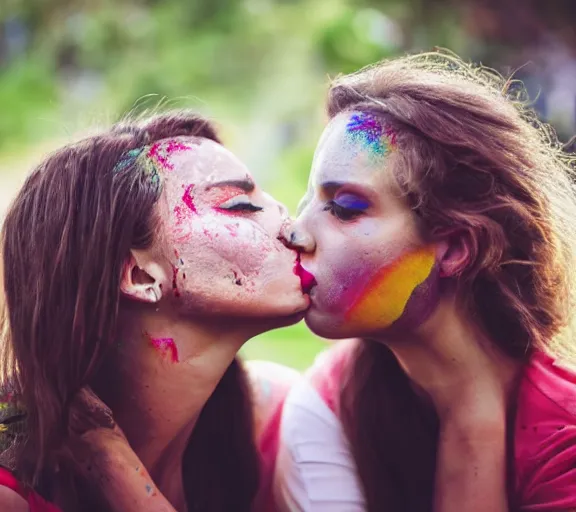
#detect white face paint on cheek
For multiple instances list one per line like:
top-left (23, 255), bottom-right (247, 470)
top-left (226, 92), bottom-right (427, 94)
top-left (194, 214), bottom-right (276, 275)
top-left (168, 207), bottom-right (284, 295)
top-left (153, 137), bottom-right (302, 313)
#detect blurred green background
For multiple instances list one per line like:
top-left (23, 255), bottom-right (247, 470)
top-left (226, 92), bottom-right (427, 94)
top-left (1, 0), bottom-right (575, 370)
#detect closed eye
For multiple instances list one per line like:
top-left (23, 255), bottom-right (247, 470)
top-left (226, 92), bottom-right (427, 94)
top-left (323, 201), bottom-right (365, 221)
top-left (323, 193), bottom-right (369, 222)
top-left (217, 194), bottom-right (263, 213)
top-left (222, 203), bottom-right (263, 212)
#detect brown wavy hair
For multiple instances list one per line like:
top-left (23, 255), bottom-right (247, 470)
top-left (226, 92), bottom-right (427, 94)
top-left (329, 50), bottom-right (576, 511)
top-left (0, 112), bottom-right (259, 511)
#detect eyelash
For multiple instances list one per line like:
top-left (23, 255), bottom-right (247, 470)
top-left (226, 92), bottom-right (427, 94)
top-left (323, 200), bottom-right (365, 221)
top-left (221, 203), bottom-right (263, 213)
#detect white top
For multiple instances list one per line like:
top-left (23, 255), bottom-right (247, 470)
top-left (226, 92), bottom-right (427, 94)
top-left (274, 378), bottom-right (366, 511)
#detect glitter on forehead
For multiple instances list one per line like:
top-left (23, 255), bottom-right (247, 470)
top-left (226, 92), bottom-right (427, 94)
top-left (345, 112), bottom-right (396, 157)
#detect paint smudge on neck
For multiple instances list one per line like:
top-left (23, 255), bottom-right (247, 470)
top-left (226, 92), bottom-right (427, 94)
top-left (345, 112), bottom-right (396, 157)
top-left (146, 334), bottom-right (179, 363)
top-left (345, 245), bottom-right (436, 329)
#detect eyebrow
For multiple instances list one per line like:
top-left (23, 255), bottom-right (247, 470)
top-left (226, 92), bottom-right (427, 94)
top-left (320, 181), bottom-right (346, 193)
top-left (297, 181), bottom-right (344, 214)
top-left (205, 179), bottom-right (255, 192)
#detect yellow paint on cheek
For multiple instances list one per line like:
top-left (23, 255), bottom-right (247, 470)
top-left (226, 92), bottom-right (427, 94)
top-left (345, 246), bottom-right (436, 329)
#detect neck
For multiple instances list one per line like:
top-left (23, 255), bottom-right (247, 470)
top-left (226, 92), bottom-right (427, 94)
top-left (92, 305), bottom-right (255, 502)
top-left (380, 297), bottom-right (522, 417)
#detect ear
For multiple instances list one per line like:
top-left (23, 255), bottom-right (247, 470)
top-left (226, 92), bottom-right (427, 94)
top-left (120, 250), bottom-right (169, 304)
top-left (435, 230), bottom-right (473, 278)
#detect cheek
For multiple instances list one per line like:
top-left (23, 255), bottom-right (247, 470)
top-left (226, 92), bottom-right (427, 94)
top-left (170, 213), bottom-right (277, 276)
top-left (343, 245), bottom-right (437, 330)
top-left (207, 219), bottom-right (277, 274)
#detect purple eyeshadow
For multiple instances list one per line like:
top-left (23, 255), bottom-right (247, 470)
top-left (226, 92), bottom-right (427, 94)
top-left (334, 194), bottom-right (370, 210)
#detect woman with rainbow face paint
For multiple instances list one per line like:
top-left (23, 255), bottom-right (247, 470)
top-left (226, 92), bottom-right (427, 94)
top-left (0, 112), bottom-right (313, 512)
top-left (276, 51), bottom-right (576, 512)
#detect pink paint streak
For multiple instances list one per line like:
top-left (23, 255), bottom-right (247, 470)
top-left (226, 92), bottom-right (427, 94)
top-left (147, 140), bottom-right (192, 171)
top-left (173, 205), bottom-right (187, 225)
top-left (225, 224), bottom-right (238, 237)
top-left (182, 184), bottom-right (197, 213)
top-left (145, 333), bottom-right (179, 363)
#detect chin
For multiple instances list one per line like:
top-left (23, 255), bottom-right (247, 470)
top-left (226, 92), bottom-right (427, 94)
top-left (271, 311), bottom-right (307, 329)
top-left (247, 295), bottom-right (310, 326)
top-left (246, 310), bottom-right (306, 336)
top-left (304, 310), bottom-right (353, 340)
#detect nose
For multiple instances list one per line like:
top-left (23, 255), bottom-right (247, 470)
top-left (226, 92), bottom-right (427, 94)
top-left (280, 217), bottom-right (316, 253)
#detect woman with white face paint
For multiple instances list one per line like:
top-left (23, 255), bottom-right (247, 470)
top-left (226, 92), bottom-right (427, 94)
top-left (276, 51), bottom-right (576, 512)
top-left (0, 112), bottom-right (314, 512)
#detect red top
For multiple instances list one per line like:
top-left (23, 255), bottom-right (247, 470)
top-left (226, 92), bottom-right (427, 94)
top-left (308, 340), bottom-right (576, 511)
top-left (0, 467), bottom-right (61, 511)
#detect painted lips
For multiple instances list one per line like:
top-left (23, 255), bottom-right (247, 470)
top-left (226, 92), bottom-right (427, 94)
top-left (294, 254), bottom-right (317, 293)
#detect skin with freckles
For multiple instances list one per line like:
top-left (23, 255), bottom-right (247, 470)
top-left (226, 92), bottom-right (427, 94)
top-left (296, 111), bottom-right (441, 339)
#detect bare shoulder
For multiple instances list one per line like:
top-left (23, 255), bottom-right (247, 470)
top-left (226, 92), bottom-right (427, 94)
top-left (0, 485), bottom-right (29, 511)
top-left (245, 360), bottom-right (301, 407)
top-left (244, 360), bottom-right (302, 435)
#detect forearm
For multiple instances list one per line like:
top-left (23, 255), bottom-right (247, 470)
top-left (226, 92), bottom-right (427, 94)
top-left (72, 431), bottom-right (177, 512)
top-left (82, 449), bottom-right (176, 512)
top-left (434, 419), bottom-right (508, 512)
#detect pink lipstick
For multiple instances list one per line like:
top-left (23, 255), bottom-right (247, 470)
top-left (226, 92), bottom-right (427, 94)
top-left (294, 254), bottom-right (317, 293)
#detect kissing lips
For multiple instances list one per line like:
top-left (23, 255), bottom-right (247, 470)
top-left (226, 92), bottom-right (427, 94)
top-left (294, 254), bottom-right (317, 294)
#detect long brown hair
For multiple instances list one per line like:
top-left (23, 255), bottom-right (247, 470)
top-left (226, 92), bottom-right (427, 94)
top-left (329, 50), bottom-right (576, 511)
top-left (0, 112), bottom-right (260, 511)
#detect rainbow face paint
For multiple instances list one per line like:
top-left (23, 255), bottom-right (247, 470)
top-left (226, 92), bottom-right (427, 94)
top-left (345, 112), bottom-right (396, 159)
top-left (345, 246), bottom-right (436, 330)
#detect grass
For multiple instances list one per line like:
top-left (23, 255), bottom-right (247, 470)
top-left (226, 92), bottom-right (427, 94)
top-left (241, 320), bottom-right (326, 371)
